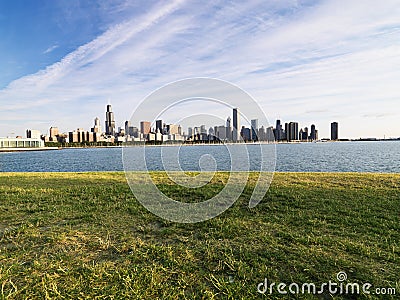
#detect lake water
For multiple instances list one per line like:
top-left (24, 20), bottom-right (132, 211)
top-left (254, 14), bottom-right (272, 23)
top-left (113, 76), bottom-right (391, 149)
top-left (0, 141), bottom-right (399, 173)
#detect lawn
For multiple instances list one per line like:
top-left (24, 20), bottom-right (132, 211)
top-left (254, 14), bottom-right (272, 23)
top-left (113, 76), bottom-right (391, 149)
top-left (0, 172), bottom-right (399, 299)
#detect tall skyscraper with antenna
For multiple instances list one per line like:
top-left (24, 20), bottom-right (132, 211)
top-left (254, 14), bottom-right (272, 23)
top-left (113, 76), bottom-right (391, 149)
top-left (105, 104), bottom-right (115, 136)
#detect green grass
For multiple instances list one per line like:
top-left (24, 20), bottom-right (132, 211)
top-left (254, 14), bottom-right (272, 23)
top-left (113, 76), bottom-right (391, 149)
top-left (0, 172), bottom-right (399, 299)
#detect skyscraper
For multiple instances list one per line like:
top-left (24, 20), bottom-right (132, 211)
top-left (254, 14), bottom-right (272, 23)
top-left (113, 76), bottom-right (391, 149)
top-left (140, 121), bottom-right (151, 136)
top-left (310, 124), bottom-right (316, 141)
top-left (331, 122), bottom-right (339, 140)
top-left (251, 119), bottom-right (259, 141)
top-left (233, 108), bottom-right (240, 142)
top-left (156, 120), bottom-right (163, 133)
top-left (124, 121), bottom-right (131, 135)
top-left (284, 123), bottom-right (289, 141)
top-left (226, 117), bottom-right (232, 140)
top-left (92, 117), bottom-right (102, 133)
top-left (105, 105), bottom-right (115, 136)
top-left (288, 122), bottom-right (299, 141)
top-left (275, 120), bottom-right (283, 141)
top-left (49, 127), bottom-right (59, 138)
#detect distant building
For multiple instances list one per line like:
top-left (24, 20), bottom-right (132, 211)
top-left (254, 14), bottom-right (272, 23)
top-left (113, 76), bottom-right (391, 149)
top-left (251, 119), bottom-right (259, 141)
top-left (105, 105), bottom-right (116, 136)
top-left (187, 127), bottom-right (193, 140)
top-left (26, 129), bottom-right (41, 139)
top-left (310, 124), bottom-right (317, 141)
top-left (274, 120), bottom-right (283, 141)
top-left (69, 131), bottom-right (78, 143)
top-left (288, 122), bottom-right (299, 141)
top-left (284, 123), bottom-right (289, 141)
top-left (166, 124), bottom-right (180, 135)
top-left (208, 127), bottom-right (214, 140)
top-left (241, 126), bottom-right (251, 142)
top-left (129, 127), bottom-right (139, 138)
top-left (331, 122), bottom-right (339, 140)
top-left (124, 121), bottom-right (131, 135)
top-left (140, 121), bottom-right (151, 137)
top-left (258, 126), bottom-right (266, 141)
top-left (233, 108), bottom-right (240, 142)
top-left (49, 127), bottom-right (59, 138)
top-left (299, 127), bottom-right (309, 141)
top-left (226, 117), bottom-right (232, 140)
top-left (0, 137), bottom-right (44, 149)
top-left (92, 117), bottom-right (102, 133)
top-left (68, 128), bottom-right (91, 143)
top-left (215, 125), bottom-right (227, 141)
top-left (303, 127), bottom-right (309, 141)
top-left (155, 120), bottom-right (163, 133)
top-left (266, 126), bottom-right (275, 142)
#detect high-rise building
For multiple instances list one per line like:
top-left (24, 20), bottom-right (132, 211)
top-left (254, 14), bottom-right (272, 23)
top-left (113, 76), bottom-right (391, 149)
top-left (226, 117), bottom-right (232, 140)
top-left (266, 126), bottom-right (275, 142)
top-left (26, 129), bottom-right (41, 139)
top-left (233, 108), bottom-right (240, 142)
top-left (331, 122), bottom-right (339, 140)
top-left (200, 125), bottom-right (207, 134)
top-left (208, 127), bottom-right (214, 137)
top-left (258, 126), bottom-right (266, 141)
top-left (241, 126), bottom-right (251, 141)
top-left (303, 127), bottom-right (309, 141)
top-left (69, 131), bottom-right (79, 143)
top-left (124, 121), bottom-right (131, 135)
top-left (251, 119), bottom-right (259, 141)
top-left (140, 121), bottom-right (151, 136)
top-left (49, 127), bottom-right (59, 138)
top-left (215, 126), bottom-right (227, 141)
top-left (92, 117), bottom-right (102, 133)
top-left (105, 105), bottom-right (115, 136)
top-left (288, 122), bottom-right (299, 141)
top-left (310, 124), bottom-right (316, 141)
top-left (275, 120), bottom-right (283, 141)
top-left (156, 120), bottom-right (163, 133)
top-left (166, 124), bottom-right (179, 135)
top-left (284, 123), bottom-right (289, 141)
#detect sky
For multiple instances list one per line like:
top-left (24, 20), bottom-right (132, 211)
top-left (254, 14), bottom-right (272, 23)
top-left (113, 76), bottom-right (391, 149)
top-left (1, 0), bottom-right (399, 139)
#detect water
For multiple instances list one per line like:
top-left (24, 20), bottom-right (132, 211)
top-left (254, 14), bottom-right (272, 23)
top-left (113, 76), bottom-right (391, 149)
top-left (0, 141), bottom-right (399, 173)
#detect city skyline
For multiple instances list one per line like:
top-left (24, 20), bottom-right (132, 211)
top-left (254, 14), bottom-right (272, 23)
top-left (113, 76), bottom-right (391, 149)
top-left (22, 104), bottom-right (343, 144)
top-left (1, 1), bottom-right (400, 139)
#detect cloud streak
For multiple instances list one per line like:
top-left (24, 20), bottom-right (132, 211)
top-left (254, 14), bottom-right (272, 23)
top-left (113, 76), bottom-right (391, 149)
top-left (43, 44), bottom-right (59, 54)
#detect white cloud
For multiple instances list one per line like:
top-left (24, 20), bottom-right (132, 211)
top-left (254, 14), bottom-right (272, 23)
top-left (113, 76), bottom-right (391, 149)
top-left (43, 44), bottom-right (59, 54)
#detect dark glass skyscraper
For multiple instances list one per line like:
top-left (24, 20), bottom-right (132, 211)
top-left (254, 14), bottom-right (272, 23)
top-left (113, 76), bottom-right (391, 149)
top-left (251, 119), bottom-right (258, 141)
top-left (275, 119), bottom-right (283, 141)
top-left (105, 105), bottom-right (115, 136)
top-left (288, 122), bottom-right (299, 141)
top-left (331, 122), bottom-right (339, 140)
top-left (155, 120), bottom-right (163, 133)
top-left (233, 108), bottom-right (240, 142)
top-left (310, 124), bottom-right (316, 141)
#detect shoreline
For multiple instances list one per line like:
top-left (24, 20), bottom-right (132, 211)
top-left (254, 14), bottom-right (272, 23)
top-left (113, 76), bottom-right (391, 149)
top-left (0, 147), bottom-right (60, 153)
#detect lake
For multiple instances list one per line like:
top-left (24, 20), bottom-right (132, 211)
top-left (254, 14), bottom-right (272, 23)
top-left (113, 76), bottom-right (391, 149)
top-left (1, 141), bottom-right (399, 173)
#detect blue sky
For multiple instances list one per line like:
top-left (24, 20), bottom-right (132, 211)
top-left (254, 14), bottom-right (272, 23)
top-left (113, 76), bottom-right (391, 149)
top-left (1, 0), bottom-right (399, 139)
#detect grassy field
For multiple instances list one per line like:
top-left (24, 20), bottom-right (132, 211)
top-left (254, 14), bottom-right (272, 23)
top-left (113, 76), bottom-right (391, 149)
top-left (0, 172), bottom-right (399, 299)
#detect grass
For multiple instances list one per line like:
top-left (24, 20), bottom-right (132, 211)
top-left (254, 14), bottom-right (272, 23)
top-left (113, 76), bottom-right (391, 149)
top-left (0, 172), bottom-right (399, 299)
